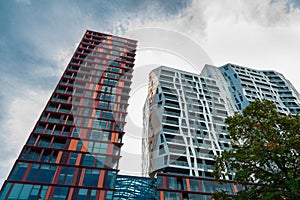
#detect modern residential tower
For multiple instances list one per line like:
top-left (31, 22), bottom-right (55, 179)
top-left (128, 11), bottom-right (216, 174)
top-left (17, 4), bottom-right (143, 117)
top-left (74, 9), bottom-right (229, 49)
top-left (142, 63), bottom-right (300, 199)
top-left (1, 28), bottom-right (299, 199)
top-left (0, 30), bottom-right (137, 199)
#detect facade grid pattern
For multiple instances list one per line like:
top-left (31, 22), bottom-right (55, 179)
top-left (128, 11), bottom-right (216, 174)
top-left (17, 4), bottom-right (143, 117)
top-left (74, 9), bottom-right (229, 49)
top-left (0, 30), bottom-right (137, 200)
top-left (143, 64), bottom-right (300, 199)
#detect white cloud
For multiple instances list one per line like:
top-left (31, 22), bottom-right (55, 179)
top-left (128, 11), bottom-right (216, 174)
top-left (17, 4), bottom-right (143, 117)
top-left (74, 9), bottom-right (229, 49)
top-left (116, 0), bottom-right (300, 91)
top-left (2, 0), bottom-right (300, 182)
top-left (0, 89), bottom-right (51, 186)
top-left (115, 0), bottom-right (300, 176)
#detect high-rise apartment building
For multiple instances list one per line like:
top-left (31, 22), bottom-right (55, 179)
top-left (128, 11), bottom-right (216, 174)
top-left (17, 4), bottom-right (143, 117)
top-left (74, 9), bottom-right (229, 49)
top-left (216, 64), bottom-right (300, 114)
top-left (0, 30), bottom-right (137, 199)
top-left (143, 65), bottom-right (236, 179)
top-left (143, 63), bottom-right (300, 199)
top-left (1, 27), bottom-right (299, 199)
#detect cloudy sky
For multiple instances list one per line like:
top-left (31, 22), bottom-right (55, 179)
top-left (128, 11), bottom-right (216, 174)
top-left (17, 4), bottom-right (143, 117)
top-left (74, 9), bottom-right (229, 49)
top-left (1, 0), bottom-right (300, 186)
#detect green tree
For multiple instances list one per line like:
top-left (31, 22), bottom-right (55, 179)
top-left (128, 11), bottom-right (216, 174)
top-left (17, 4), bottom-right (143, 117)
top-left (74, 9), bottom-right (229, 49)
top-left (213, 99), bottom-right (300, 199)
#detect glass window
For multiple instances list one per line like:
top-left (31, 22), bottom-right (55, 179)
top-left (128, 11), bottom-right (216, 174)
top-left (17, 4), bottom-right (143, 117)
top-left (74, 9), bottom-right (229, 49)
top-left (40, 150), bottom-right (52, 162)
top-left (83, 169), bottom-right (100, 186)
top-left (83, 109), bottom-right (90, 116)
top-left (76, 140), bottom-right (83, 151)
top-left (83, 99), bottom-right (90, 106)
top-left (19, 184), bottom-right (32, 199)
top-left (163, 192), bottom-right (180, 200)
top-left (29, 185), bottom-right (40, 199)
top-left (104, 94), bottom-right (116, 101)
top-left (93, 142), bottom-right (101, 153)
top-left (90, 190), bottom-right (97, 200)
top-left (9, 184), bottom-right (23, 199)
top-left (189, 179), bottom-right (199, 192)
top-left (91, 130), bottom-right (101, 140)
top-left (35, 164), bottom-right (56, 183)
top-left (95, 110), bottom-right (101, 118)
top-left (26, 164), bottom-right (39, 181)
top-left (176, 177), bottom-right (185, 190)
top-left (104, 171), bottom-right (116, 188)
top-left (92, 120), bottom-right (107, 129)
top-left (95, 155), bottom-right (106, 167)
top-left (88, 141), bottom-right (93, 152)
top-left (83, 154), bottom-right (95, 166)
top-left (69, 152), bottom-right (77, 165)
top-left (103, 132), bottom-right (110, 141)
top-left (65, 167), bottom-right (75, 185)
top-left (78, 188), bottom-right (88, 200)
top-left (102, 111), bottom-right (113, 120)
top-left (102, 86), bottom-right (112, 92)
top-left (23, 149), bottom-right (41, 161)
top-left (37, 137), bottom-right (51, 148)
top-left (93, 143), bottom-right (108, 154)
top-left (0, 183), bottom-right (11, 198)
top-left (4, 184), bottom-right (40, 199)
top-left (167, 177), bottom-right (177, 190)
top-left (98, 101), bottom-right (108, 109)
top-left (109, 62), bottom-right (121, 67)
top-left (51, 138), bottom-right (67, 149)
top-left (40, 186), bottom-right (48, 199)
top-left (106, 191), bottom-right (114, 200)
top-left (157, 176), bottom-right (163, 188)
top-left (58, 167), bottom-right (67, 184)
top-left (53, 186), bottom-right (69, 199)
top-left (201, 180), bottom-right (214, 193)
top-left (9, 162), bottom-right (28, 181)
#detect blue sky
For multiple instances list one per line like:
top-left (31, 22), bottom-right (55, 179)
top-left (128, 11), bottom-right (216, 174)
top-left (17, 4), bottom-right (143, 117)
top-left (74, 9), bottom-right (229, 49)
top-left (1, 0), bottom-right (300, 186)
top-left (0, 0), bottom-right (189, 184)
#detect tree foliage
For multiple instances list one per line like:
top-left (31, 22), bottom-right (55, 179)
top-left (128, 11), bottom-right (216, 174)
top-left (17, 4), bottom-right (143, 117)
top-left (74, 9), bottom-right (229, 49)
top-left (213, 99), bottom-right (300, 199)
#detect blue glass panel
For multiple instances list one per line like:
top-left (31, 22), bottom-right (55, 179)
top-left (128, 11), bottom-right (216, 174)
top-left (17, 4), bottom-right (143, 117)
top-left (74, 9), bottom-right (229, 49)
top-left (65, 167), bottom-right (75, 185)
top-left (95, 155), bottom-right (106, 168)
top-left (163, 191), bottom-right (180, 200)
top-left (83, 169), bottom-right (100, 186)
top-left (53, 186), bottom-right (69, 199)
top-left (28, 185), bottom-right (40, 199)
top-left (58, 167), bottom-right (75, 185)
top-left (168, 177), bottom-right (177, 190)
top-left (26, 164), bottom-right (39, 181)
top-left (0, 183), bottom-right (11, 199)
top-left (35, 164), bottom-right (56, 183)
top-left (90, 190), bottom-right (97, 200)
top-left (39, 186), bottom-right (48, 199)
top-left (58, 167), bottom-right (67, 184)
top-left (104, 171), bottom-right (116, 188)
top-left (106, 191), bottom-right (113, 200)
top-left (189, 179), bottom-right (199, 192)
top-left (157, 176), bottom-right (163, 188)
top-left (40, 151), bottom-right (52, 162)
top-left (77, 188), bottom-right (88, 200)
top-left (69, 152), bottom-right (77, 165)
top-left (9, 162), bottom-right (28, 181)
top-left (201, 180), bottom-right (214, 193)
top-left (8, 183), bottom-right (23, 199)
top-left (83, 154), bottom-right (95, 166)
top-left (19, 184), bottom-right (32, 199)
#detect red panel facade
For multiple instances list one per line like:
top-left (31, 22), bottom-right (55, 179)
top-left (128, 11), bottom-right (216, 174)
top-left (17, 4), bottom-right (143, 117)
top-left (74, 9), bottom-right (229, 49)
top-left (0, 30), bottom-right (137, 199)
